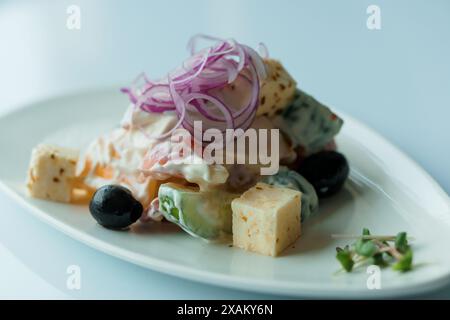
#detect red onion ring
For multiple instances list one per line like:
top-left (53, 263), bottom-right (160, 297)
top-left (120, 35), bottom-right (268, 138)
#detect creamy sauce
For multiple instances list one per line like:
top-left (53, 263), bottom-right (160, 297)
top-left (141, 142), bottom-right (229, 191)
top-left (76, 105), bottom-right (178, 208)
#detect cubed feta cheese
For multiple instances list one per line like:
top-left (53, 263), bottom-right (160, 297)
top-left (231, 183), bottom-right (301, 256)
top-left (256, 59), bottom-right (297, 117)
top-left (26, 144), bottom-right (79, 203)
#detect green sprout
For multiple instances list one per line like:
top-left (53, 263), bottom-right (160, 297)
top-left (333, 229), bottom-right (414, 273)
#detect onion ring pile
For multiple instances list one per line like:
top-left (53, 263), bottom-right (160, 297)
top-left (121, 35), bottom-right (267, 138)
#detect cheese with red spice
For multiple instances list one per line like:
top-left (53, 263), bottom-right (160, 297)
top-left (256, 59), bottom-right (297, 117)
top-left (231, 183), bottom-right (301, 256)
top-left (26, 144), bottom-right (79, 203)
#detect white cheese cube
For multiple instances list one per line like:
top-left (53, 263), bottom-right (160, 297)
top-left (231, 183), bottom-right (301, 256)
top-left (26, 144), bottom-right (79, 203)
top-left (256, 59), bottom-right (297, 117)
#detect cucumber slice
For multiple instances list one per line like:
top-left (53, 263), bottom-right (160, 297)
top-left (158, 183), bottom-right (238, 241)
top-left (262, 166), bottom-right (319, 221)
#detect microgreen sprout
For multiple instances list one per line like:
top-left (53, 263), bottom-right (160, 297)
top-left (333, 228), bottom-right (413, 273)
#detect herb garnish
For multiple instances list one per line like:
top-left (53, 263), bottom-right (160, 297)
top-left (333, 228), bottom-right (413, 273)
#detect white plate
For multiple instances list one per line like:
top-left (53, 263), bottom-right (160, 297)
top-left (0, 88), bottom-right (449, 298)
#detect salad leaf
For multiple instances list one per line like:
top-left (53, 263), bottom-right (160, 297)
top-left (336, 250), bottom-right (354, 272)
top-left (395, 232), bottom-right (409, 254)
top-left (392, 249), bottom-right (413, 272)
top-left (355, 239), bottom-right (377, 257)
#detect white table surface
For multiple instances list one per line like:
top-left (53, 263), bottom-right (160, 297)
top-left (0, 0), bottom-right (449, 299)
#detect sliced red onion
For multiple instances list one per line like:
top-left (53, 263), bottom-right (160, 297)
top-left (121, 35), bottom-right (267, 137)
top-left (257, 42), bottom-right (269, 59)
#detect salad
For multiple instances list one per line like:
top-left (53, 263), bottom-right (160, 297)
top-left (26, 35), bottom-right (348, 257)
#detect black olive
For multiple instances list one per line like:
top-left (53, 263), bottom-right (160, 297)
top-left (89, 185), bottom-right (143, 229)
top-left (298, 151), bottom-right (349, 198)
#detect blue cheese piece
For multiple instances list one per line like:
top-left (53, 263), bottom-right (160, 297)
top-left (231, 183), bottom-right (301, 256)
top-left (273, 89), bottom-right (343, 153)
top-left (26, 144), bottom-right (79, 203)
top-left (262, 166), bottom-right (318, 221)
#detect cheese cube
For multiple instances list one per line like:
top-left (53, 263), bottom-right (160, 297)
top-left (256, 59), bottom-right (297, 117)
top-left (231, 183), bottom-right (301, 256)
top-left (26, 144), bottom-right (79, 203)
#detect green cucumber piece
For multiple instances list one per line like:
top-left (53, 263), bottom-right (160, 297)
top-left (158, 183), bottom-right (238, 241)
top-left (262, 166), bottom-right (319, 221)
